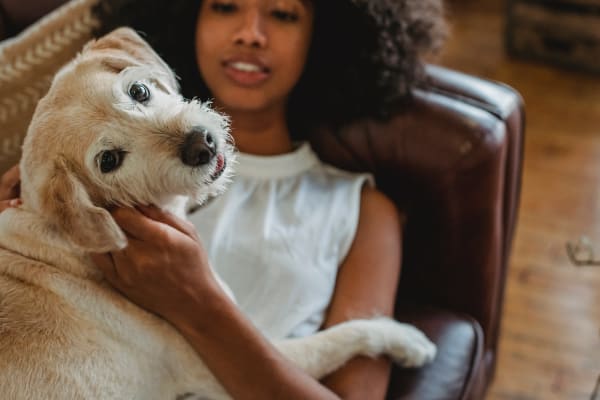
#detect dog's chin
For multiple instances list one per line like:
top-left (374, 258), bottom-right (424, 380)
top-left (189, 166), bottom-right (232, 206)
top-left (193, 179), bottom-right (228, 204)
top-left (151, 152), bottom-right (233, 208)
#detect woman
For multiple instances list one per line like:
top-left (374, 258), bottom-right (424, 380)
top-left (0, 0), bottom-right (445, 398)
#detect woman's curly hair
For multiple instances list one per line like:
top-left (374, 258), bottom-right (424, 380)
top-left (92, 0), bottom-right (446, 138)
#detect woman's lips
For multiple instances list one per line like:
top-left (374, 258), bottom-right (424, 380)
top-left (223, 60), bottom-right (270, 87)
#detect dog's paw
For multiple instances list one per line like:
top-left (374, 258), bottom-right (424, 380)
top-left (377, 318), bottom-right (437, 368)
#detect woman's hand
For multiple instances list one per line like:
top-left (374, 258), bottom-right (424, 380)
top-left (90, 205), bottom-right (224, 328)
top-left (92, 205), bottom-right (340, 400)
top-left (0, 165), bottom-right (22, 211)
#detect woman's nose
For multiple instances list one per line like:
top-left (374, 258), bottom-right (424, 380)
top-left (233, 10), bottom-right (267, 48)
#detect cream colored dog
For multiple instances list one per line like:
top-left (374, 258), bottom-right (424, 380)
top-left (0, 28), bottom-right (436, 400)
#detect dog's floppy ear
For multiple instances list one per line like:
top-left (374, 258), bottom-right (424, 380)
top-left (83, 27), bottom-right (179, 92)
top-left (41, 157), bottom-right (127, 253)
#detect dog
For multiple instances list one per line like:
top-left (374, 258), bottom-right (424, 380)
top-left (0, 27), bottom-right (436, 399)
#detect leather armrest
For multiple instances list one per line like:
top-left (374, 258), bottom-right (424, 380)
top-left (388, 306), bottom-right (485, 400)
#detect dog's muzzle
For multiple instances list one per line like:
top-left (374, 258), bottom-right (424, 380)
top-left (180, 127), bottom-right (216, 167)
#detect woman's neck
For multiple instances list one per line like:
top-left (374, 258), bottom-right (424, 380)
top-left (221, 107), bottom-right (294, 156)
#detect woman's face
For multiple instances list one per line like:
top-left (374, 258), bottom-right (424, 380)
top-left (195, 0), bottom-right (314, 114)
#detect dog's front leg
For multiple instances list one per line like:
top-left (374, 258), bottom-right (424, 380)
top-left (274, 318), bottom-right (436, 379)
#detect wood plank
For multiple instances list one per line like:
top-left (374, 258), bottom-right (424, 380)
top-left (440, 1), bottom-right (600, 399)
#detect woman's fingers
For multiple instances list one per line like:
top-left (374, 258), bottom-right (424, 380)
top-left (0, 165), bottom-right (20, 201)
top-left (110, 207), bottom-right (168, 241)
top-left (112, 206), bottom-right (197, 241)
top-left (90, 252), bottom-right (119, 284)
top-left (0, 198), bottom-right (22, 213)
top-left (1, 164), bottom-right (20, 187)
top-left (136, 205), bottom-right (198, 238)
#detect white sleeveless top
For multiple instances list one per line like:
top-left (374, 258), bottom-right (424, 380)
top-left (188, 143), bottom-right (373, 339)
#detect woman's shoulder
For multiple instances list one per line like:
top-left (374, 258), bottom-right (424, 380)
top-left (356, 185), bottom-right (406, 238)
top-left (360, 185), bottom-right (400, 216)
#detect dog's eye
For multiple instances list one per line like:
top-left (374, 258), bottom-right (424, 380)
top-left (99, 150), bottom-right (125, 173)
top-left (128, 82), bottom-right (150, 103)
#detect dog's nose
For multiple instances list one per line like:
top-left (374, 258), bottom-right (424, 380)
top-left (180, 128), bottom-right (216, 167)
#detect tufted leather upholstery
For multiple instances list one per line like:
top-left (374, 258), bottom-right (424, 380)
top-left (0, 2), bottom-right (525, 399)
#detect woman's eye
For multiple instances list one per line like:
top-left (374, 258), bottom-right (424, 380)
top-left (128, 82), bottom-right (150, 103)
top-left (99, 150), bottom-right (126, 174)
top-left (271, 9), bottom-right (298, 22)
top-left (210, 1), bottom-right (237, 13)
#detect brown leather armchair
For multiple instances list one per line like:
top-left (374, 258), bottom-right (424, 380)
top-left (312, 66), bottom-right (524, 399)
top-left (0, 1), bottom-right (525, 399)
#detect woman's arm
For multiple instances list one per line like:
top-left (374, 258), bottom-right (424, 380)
top-left (91, 205), bottom-right (341, 400)
top-left (320, 187), bottom-right (403, 400)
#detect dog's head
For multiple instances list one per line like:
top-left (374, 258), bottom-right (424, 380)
top-left (20, 27), bottom-right (234, 253)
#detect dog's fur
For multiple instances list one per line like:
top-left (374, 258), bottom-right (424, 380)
top-left (0, 28), bottom-right (436, 400)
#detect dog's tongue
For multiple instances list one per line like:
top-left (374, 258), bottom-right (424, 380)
top-left (210, 154), bottom-right (226, 181)
top-left (216, 154), bottom-right (225, 172)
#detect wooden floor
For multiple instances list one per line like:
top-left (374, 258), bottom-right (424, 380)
top-left (438, 1), bottom-right (600, 399)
